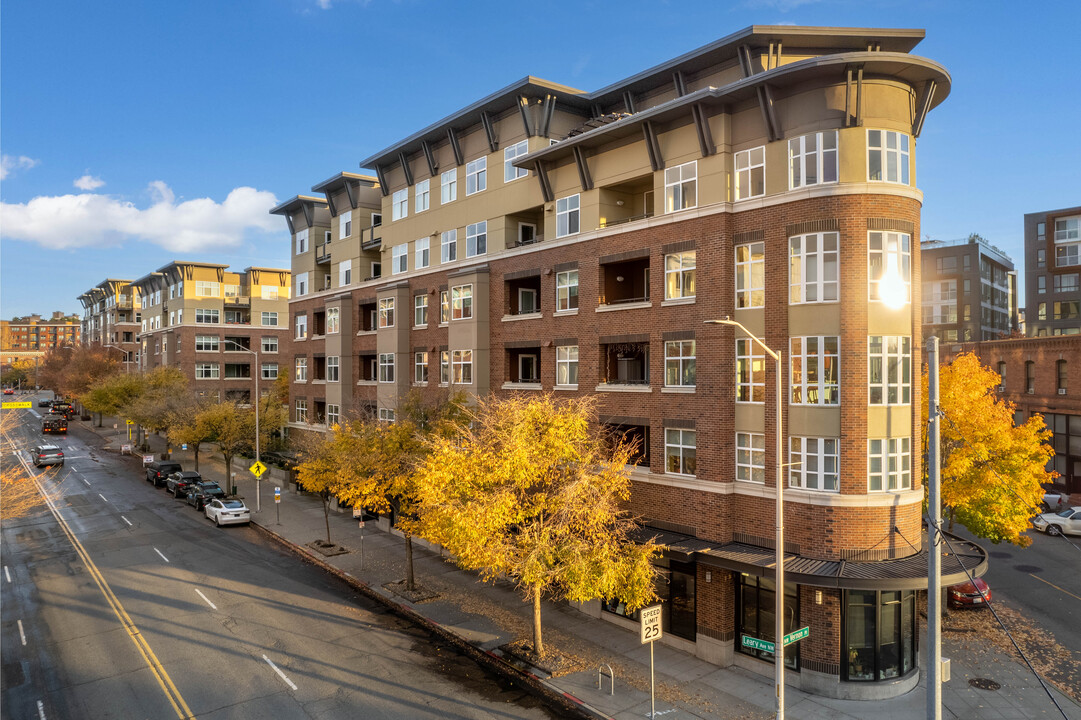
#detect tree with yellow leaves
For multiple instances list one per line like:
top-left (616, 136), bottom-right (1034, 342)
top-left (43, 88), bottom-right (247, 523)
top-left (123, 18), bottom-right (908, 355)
top-left (415, 394), bottom-right (659, 658)
top-left (924, 352), bottom-right (1055, 546)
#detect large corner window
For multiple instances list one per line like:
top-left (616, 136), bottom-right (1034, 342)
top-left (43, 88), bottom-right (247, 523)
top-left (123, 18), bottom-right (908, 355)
top-left (789, 131), bottom-right (838, 189)
top-left (844, 590), bottom-right (916, 681)
top-left (790, 232), bottom-right (838, 304)
top-left (867, 130), bottom-right (910, 184)
top-left (736, 574), bottom-right (798, 668)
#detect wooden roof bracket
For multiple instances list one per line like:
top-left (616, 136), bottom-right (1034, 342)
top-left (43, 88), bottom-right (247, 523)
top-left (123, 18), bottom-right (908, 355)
top-left (375, 164), bottom-right (390, 197)
top-left (302, 202), bottom-right (314, 228)
top-left (691, 103), bottom-right (715, 157)
top-left (642, 120), bottom-right (663, 172)
top-left (672, 70), bottom-right (687, 96)
top-left (324, 191), bottom-right (338, 218)
top-left (446, 127), bottom-right (464, 167)
top-left (534, 160), bottom-right (554, 203)
top-left (737, 44), bottom-right (754, 78)
top-left (398, 152), bottom-right (414, 187)
top-left (622, 90), bottom-right (636, 114)
top-left (756, 84), bottom-right (781, 142)
top-left (539, 94), bottom-right (556, 138)
top-left (845, 66), bottom-right (865, 127)
top-left (483, 110), bottom-right (500, 151)
top-left (344, 178), bottom-right (357, 209)
top-left (285, 214), bottom-right (295, 236)
top-left (422, 140), bottom-right (438, 178)
top-left (912, 79), bottom-right (937, 138)
top-left (572, 145), bottom-right (593, 191)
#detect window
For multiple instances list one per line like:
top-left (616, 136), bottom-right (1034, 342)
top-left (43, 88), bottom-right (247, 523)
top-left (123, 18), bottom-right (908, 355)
top-left (735, 146), bottom-right (765, 200)
top-left (295, 314), bottom-right (307, 339)
top-left (868, 232), bottom-right (911, 304)
top-left (378, 298), bottom-right (395, 328)
top-left (1037, 302), bottom-right (1047, 321)
top-left (789, 131), bottom-right (838, 188)
top-left (338, 261), bottom-right (352, 288)
top-left (195, 309), bottom-right (220, 324)
top-left (414, 295), bottom-right (428, 326)
top-left (414, 179), bottom-right (430, 213)
top-left (295, 358), bottom-right (308, 381)
top-left (1037, 248), bottom-right (1046, 268)
top-left (195, 281), bottom-right (219, 298)
top-left (664, 340), bottom-right (696, 387)
top-left (789, 437), bottom-right (839, 491)
top-left (371, 261), bottom-right (381, 279)
top-left (196, 363), bottom-right (219, 379)
top-left (556, 194), bottom-right (580, 238)
top-left (1057, 360), bottom-right (1068, 392)
top-left (169, 311), bottom-right (175, 327)
top-left (518, 354), bottom-right (538, 383)
top-left (326, 307), bottom-right (340, 334)
top-left (295, 272), bottom-right (308, 297)
top-left (415, 237), bottom-right (430, 269)
top-left (326, 404), bottom-right (340, 427)
top-left (556, 345), bottom-right (578, 386)
top-left (378, 353), bottom-right (395, 383)
top-left (738, 575), bottom-right (799, 667)
top-left (195, 335), bottom-right (219, 352)
top-left (415, 352), bottom-right (429, 384)
top-left (845, 589), bottom-right (916, 682)
top-left (1054, 216), bottom-right (1080, 241)
top-left (322, 355), bottom-right (337, 382)
top-left (790, 336), bottom-right (839, 405)
top-left (518, 288), bottom-right (538, 314)
top-left (735, 432), bottom-right (765, 483)
top-left (504, 140), bottom-right (528, 182)
top-left (868, 438), bottom-right (911, 491)
top-left (867, 130), bottom-right (910, 184)
top-left (664, 251), bottom-right (696, 300)
top-left (466, 157), bottom-right (486, 195)
top-left (1055, 300), bottom-right (1080, 320)
top-left (295, 399), bottom-right (308, 423)
top-left (736, 242), bottom-right (765, 308)
top-left (378, 407), bottom-right (395, 423)
top-left (440, 350), bottom-right (450, 384)
top-left (262, 363), bottom-right (278, 380)
top-left (664, 428), bottom-right (696, 476)
top-left (440, 291), bottom-right (450, 324)
top-left (736, 338), bottom-right (765, 403)
top-left (339, 210), bottom-right (352, 239)
top-left (556, 270), bottom-right (579, 311)
top-left (262, 337), bottom-right (278, 353)
top-left (392, 245), bottom-right (407, 275)
top-left (466, 221), bottom-right (487, 257)
top-left (1026, 361), bottom-right (1035, 393)
top-left (441, 229), bottom-right (457, 263)
top-left (664, 161), bottom-right (697, 212)
top-left (451, 349), bottom-right (473, 384)
top-left (451, 284), bottom-right (473, 320)
top-left (295, 229), bottom-right (309, 254)
top-left (392, 188), bottom-right (408, 221)
top-left (789, 232), bottom-right (839, 304)
top-left (260, 311), bottom-right (279, 327)
top-left (868, 337), bottom-right (911, 405)
top-left (440, 168), bottom-right (457, 204)
top-left (1053, 273), bottom-right (1079, 293)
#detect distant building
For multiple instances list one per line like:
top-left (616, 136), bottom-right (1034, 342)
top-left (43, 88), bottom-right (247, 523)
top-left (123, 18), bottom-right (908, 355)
top-left (0, 312), bottom-right (81, 367)
top-left (77, 279), bottom-right (142, 371)
top-left (1024, 205), bottom-right (1081, 337)
top-left (920, 235), bottom-right (1016, 342)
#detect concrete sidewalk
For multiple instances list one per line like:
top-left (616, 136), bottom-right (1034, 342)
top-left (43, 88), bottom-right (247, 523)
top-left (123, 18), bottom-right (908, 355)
top-left (86, 419), bottom-right (1081, 720)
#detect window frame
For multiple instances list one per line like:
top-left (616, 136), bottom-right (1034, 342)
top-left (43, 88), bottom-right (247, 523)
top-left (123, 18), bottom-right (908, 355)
top-left (735, 146), bottom-right (765, 200)
top-left (195, 362), bottom-right (220, 379)
top-left (326, 355), bottom-right (339, 383)
top-left (664, 251), bottom-right (696, 300)
top-left (415, 351), bottom-right (429, 384)
top-left (295, 357), bottom-right (307, 382)
top-left (867, 130), bottom-right (911, 185)
top-left (556, 194), bottom-right (580, 238)
top-left (392, 245), bottom-right (408, 275)
top-left (295, 399), bottom-right (308, 423)
top-left (663, 161), bottom-right (697, 213)
top-left (789, 232), bottom-right (839, 304)
top-left (414, 179), bottom-right (430, 213)
top-left (466, 220), bottom-right (487, 258)
top-left (441, 229), bottom-right (457, 263)
top-left (392, 188), bottom-right (408, 221)
top-left (790, 336), bottom-right (840, 406)
top-left (868, 231), bottom-right (912, 304)
top-left (325, 307), bottom-right (340, 335)
top-left (788, 131), bottom-right (838, 189)
top-left (789, 436), bottom-right (840, 492)
top-left (736, 431), bottom-right (765, 483)
top-left (736, 338), bottom-right (765, 403)
top-left (504, 140), bottom-right (529, 183)
top-left (664, 340), bottom-right (696, 388)
top-left (664, 428), bottom-right (697, 477)
top-left (294, 314), bottom-right (307, 340)
top-left (555, 345), bottom-right (578, 387)
top-left (440, 168), bottom-right (457, 204)
top-left (868, 336), bottom-right (912, 405)
top-left (261, 336), bottom-right (278, 353)
top-left (451, 349), bottom-right (473, 385)
top-left (378, 298), bottom-right (395, 329)
top-left (451, 284), bottom-right (473, 320)
top-left (378, 353), bottom-right (395, 383)
top-left (466, 157), bottom-right (487, 195)
top-left (555, 270), bottom-right (579, 312)
top-left (414, 295), bottom-right (429, 327)
top-left (735, 242), bottom-right (765, 308)
top-left (868, 437), bottom-right (911, 492)
top-left (415, 237), bottom-right (430, 269)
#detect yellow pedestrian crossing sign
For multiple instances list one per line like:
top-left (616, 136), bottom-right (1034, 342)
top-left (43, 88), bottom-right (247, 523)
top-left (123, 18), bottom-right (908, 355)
top-left (2, 401), bottom-right (32, 409)
top-left (249, 460), bottom-right (268, 478)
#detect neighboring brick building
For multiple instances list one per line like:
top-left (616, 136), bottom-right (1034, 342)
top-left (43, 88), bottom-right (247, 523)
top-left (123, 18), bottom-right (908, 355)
top-left (920, 235), bottom-right (1017, 341)
top-left (1024, 205), bottom-right (1081, 337)
top-left (77, 279), bottom-right (142, 371)
top-left (274, 25), bottom-right (986, 699)
top-left (1, 312), bottom-right (81, 367)
top-left (132, 262), bottom-right (291, 402)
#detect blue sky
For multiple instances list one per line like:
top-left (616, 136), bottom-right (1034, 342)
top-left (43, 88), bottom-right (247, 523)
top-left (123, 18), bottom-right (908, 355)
top-left (2, 0), bottom-right (1079, 319)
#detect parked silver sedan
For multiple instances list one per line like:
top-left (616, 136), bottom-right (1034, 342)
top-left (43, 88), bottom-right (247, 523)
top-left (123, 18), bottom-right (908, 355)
top-left (204, 498), bottom-right (251, 527)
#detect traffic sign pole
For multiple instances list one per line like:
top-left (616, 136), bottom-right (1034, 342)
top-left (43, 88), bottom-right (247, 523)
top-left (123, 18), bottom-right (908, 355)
top-left (639, 605), bottom-right (662, 719)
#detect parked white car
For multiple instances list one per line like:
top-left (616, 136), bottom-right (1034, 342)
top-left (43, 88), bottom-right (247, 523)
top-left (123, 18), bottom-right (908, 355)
top-left (1032, 506), bottom-right (1081, 536)
top-left (204, 498), bottom-right (251, 527)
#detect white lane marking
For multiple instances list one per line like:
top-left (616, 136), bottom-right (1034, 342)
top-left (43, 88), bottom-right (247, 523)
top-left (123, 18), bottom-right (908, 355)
top-left (120, 516), bottom-right (132, 526)
top-left (37, 700), bottom-right (46, 719)
top-left (82, 478), bottom-right (91, 487)
top-left (262, 655), bottom-right (298, 691)
top-left (4, 566), bottom-right (10, 583)
top-left (194, 588), bottom-right (218, 610)
top-left (154, 548), bottom-right (170, 563)
top-left (18, 619), bottom-right (26, 645)
top-left (98, 494), bottom-right (108, 503)
top-left (30, 410), bottom-right (41, 418)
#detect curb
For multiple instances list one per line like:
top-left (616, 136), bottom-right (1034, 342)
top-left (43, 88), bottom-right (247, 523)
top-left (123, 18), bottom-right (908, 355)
top-left (250, 521), bottom-right (605, 720)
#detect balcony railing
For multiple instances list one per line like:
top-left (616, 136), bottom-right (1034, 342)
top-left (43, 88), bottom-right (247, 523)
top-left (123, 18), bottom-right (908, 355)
top-left (360, 225), bottom-right (382, 251)
top-left (315, 243), bottom-right (331, 264)
top-left (224, 296), bottom-right (251, 306)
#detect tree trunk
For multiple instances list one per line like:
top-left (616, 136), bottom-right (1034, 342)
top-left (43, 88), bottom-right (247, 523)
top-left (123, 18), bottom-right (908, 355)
top-left (193, 445), bottom-right (200, 471)
top-left (405, 533), bottom-right (415, 591)
top-left (947, 506), bottom-right (956, 532)
top-left (532, 584), bottom-right (544, 658)
top-left (323, 493), bottom-right (332, 543)
top-left (223, 453), bottom-right (232, 491)
top-left (96, 412), bottom-right (102, 427)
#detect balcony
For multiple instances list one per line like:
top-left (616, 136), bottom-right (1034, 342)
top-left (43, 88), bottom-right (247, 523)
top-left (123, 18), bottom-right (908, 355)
top-left (599, 340), bottom-right (650, 389)
top-left (360, 224), bottom-right (382, 251)
top-left (315, 243), bottom-right (331, 264)
top-left (224, 295), bottom-right (251, 307)
top-left (598, 256), bottom-right (651, 308)
top-left (597, 175), bottom-right (654, 229)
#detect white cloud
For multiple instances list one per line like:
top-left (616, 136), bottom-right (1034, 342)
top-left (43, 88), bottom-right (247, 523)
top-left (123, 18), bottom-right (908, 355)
top-left (0, 183), bottom-right (280, 252)
top-left (74, 174), bottom-right (106, 191)
top-left (0, 155), bottom-right (40, 180)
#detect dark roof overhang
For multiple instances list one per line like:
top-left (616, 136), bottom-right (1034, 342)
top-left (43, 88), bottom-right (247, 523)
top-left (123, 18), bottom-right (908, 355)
top-left (269, 194), bottom-right (328, 217)
top-left (311, 171), bottom-right (378, 194)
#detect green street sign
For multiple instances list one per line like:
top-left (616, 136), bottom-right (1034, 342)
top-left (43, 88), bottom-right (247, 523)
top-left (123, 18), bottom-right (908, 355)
top-left (783, 626), bottom-right (810, 646)
top-left (741, 635), bottom-right (774, 653)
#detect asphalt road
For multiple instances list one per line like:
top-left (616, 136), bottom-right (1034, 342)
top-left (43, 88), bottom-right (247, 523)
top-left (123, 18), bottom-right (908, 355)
top-left (2, 398), bottom-right (562, 720)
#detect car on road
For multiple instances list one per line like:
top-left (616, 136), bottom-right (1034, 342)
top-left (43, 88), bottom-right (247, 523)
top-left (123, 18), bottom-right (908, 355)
top-left (1041, 490), bottom-right (1068, 513)
top-left (1032, 507), bottom-right (1081, 536)
top-left (49, 402), bottom-right (75, 419)
top-left (146, 460), bottom-right (183, 486)
top-left (948, 577), bottom-right (992, 608)
top-left (165, 471), bottom-right (203, 498)
top-left (32, 444), bottom-right (65, 468)
top-left (3, 388), bottom-right (14, 395)
top-left (42, 414), bottom-right (68, 435)
top-left (205, 498), bottom-right (251, 527)
top-left (186, 481), bottom-right (226, 510)
top-left (37, 398), bottom-right (53, 407)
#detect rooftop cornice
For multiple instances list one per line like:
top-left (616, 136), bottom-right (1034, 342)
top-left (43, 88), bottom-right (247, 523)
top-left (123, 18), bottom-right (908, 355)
top-left (269, 194), bottom-right (328, 216)
top-left (311, 171), bottom-right (379, 194)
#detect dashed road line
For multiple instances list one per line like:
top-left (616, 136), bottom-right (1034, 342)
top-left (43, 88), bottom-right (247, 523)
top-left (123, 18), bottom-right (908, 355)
top-left (262, 655), bottom-right (297, 691)
top-left (82, 478), bottom-right (91, 487)
top-left (98, 493), bottom-right (108, 503)
top-left (120, 516), bottom-right (132, 526)
top-left (154, 548), bottom-right (170, 563)
top-left (4, 566), bottom-right (10, 583)
top-left (1028, 573), bottom-right (1081, 602)
top-left (37, 700), bottom-right (45, 719)
top-left (18, 619), bottom-right (26, 646)
top-left (194, 588), bottom-right (217, 610)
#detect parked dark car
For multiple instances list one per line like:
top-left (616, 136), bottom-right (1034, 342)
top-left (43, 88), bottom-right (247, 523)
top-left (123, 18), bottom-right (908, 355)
top-left (166, 471), bottom-right (203, 498)
top-left (32, 445), bottom-right (65, 468)
top-left (42, 414), bottom-right (68, 435)
top-left (146, 460), bottom-right (183, 486)
top-left (186, 482), bottom-right (226, 510)
top-left (37, 397), bottom-right (53, 407)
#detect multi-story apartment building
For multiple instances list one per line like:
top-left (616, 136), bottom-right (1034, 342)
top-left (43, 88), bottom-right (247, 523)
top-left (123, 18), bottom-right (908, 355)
top-left (1, 313), bottom-right (81, 367)
top-left (942, 335), bottom-right (1080, 496)
top-left (1024, 205), bottom-right (1081, 337)
top-left (77, 279), bottom-right (142, 371)
top-left (920, 235), bottom-right (1017, 341)
top-left (132, 262), bottom-right (291, 402)
top-left (276, 26), bottom-right (986, 699)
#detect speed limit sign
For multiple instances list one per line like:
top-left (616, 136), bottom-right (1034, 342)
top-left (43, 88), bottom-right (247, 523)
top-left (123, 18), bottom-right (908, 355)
top-left (640, 604), bottom-right (663, 644)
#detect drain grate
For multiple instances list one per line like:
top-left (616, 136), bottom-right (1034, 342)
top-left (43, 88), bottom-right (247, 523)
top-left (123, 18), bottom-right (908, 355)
top-left (969, 678), bottom-right (1001, 691)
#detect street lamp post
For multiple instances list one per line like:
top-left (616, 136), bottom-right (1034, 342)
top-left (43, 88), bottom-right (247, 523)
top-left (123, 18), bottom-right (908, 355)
top-left (926, 336), bottom-right (942, 720)
top-left (705, 316), bottom-right (785, 720)
top-left (223, 339), bottom-right (261, 512)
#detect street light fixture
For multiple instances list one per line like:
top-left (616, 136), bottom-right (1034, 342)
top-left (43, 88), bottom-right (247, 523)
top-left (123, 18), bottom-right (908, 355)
top-left (223, 339), bottom-right (262, 513)
top-left (704, 316), bottom-right (785, 720)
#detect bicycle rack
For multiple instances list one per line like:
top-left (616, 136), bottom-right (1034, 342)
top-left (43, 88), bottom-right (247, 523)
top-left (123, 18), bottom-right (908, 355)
top-left (597, 664), bottom-right (615, 696)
